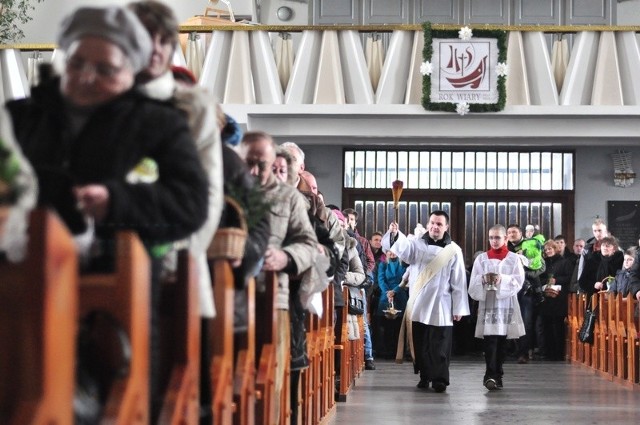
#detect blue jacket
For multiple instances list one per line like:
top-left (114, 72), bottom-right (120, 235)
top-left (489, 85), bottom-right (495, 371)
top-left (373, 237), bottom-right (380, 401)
top-left (377, 258), bottom-right (407, 315)
top-left (609, 268), bottom-right (633, 296)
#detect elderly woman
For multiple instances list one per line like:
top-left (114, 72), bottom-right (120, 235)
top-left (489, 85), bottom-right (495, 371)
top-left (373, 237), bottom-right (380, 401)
top-left (274, 146), bottom-right (293, 184)
top-left (6, 6), bottom-right (208, 251)
top-left (5, 6), bottom-right (209, 422)
top-left (538, 240), bottom-right (573, 360)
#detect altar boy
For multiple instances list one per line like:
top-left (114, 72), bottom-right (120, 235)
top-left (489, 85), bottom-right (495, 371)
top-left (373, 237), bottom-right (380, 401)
top-left (468, 224), bottom-right (525, 390)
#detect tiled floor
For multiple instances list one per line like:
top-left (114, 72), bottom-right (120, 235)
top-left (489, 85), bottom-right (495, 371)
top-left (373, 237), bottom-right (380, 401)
top-left (328, 357), bottom-right (640, 424)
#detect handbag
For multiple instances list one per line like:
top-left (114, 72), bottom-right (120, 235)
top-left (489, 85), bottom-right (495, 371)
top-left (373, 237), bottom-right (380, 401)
top-left (347, 286), bottom-right (364, 315)
top-left (578, 297), bottom-right (598, 344)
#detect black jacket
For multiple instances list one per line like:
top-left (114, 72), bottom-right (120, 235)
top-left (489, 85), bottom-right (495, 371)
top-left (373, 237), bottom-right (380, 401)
top-left (539, 254), bottom-right (573, 316)
top-left (578, 249), bottom-right (624, 295)
top-left (6, 78), bottom-right (208, 245)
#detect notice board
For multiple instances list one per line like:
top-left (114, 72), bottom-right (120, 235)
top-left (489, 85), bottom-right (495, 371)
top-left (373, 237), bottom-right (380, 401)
top-left (608, 201), bottom-right (640, 250)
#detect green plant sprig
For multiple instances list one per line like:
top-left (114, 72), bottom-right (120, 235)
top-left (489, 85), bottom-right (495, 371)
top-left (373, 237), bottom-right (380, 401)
top-left (0, 0), bottom-right (45, 43)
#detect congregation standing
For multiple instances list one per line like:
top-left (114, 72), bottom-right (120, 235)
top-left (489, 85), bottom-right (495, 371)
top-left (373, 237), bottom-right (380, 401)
top-left (3, 2), bottom-right (640, 424)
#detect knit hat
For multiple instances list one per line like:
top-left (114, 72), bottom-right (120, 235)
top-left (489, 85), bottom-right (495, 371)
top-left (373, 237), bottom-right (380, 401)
top-left (171, 66), bottom-right (197, 85)
top-left (57, 6), bottom-right (152, 73)
top-left (221, 114), bottom-right (242, 147)
top-left (332, 209), bottom-right (346, 224)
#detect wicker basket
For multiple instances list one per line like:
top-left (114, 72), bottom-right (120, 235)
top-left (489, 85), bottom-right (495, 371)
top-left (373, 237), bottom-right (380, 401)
top-left (207, 195), bottom-right (247, 260)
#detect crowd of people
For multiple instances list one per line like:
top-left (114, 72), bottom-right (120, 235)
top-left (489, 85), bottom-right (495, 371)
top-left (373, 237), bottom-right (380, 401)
top-left (2, 2), bottom-right (640, 423)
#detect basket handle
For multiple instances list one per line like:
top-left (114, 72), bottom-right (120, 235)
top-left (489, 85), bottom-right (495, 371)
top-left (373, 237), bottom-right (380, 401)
top-left (223, 195), bottom-right (248, 232)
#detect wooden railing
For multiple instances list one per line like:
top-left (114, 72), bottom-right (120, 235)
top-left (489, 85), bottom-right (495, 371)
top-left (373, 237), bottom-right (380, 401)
top-left (0, 208), bottom-right (362, 424)
top-left (158, 251), bottom-right (201, 424)
top-left (233, 276), bottom-right (256, 425)
top-left (254, 271), bottom-right (280, 425)
top-left (0, 210), bottom-right (77, 425)
top-left (335, 287), bottom-right (365, 403)
top-left (568, 292), bottom-right (640, 387)
top-left (78, 231), bottom-right (151, 424)
top-left (210, 259), bottom-right (235, 424)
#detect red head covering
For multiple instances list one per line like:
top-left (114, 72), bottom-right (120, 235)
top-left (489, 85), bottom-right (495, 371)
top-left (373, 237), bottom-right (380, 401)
top-left (170, 66), bottom-right (197, 86)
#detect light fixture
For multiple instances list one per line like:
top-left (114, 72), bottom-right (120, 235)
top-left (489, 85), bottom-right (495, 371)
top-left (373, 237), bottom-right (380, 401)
top-left (611, 150), bottom-right (636, 188)
top-left (277, 6), bottom-right (293, 21)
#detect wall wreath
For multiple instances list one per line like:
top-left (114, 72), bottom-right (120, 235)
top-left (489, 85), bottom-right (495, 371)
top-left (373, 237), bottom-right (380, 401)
top-left (421, 22), bottom-right (507, 115)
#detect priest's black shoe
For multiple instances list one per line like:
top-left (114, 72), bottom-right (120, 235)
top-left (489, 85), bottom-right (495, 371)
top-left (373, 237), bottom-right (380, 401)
top-left (432, 382), bottom-right (447, 393)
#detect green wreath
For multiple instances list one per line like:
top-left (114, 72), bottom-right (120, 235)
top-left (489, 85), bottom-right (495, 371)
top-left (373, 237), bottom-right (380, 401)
top-left (422, 22), bottom-right (507, 113)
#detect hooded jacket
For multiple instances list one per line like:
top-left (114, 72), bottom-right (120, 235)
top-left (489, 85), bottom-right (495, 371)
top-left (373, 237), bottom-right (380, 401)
top-left (6, 77), bottom-right (208, 245)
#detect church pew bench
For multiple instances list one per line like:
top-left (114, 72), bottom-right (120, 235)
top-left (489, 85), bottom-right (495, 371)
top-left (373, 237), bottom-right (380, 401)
top-left (255, 271), bottom-right (279, 425)
top-left (157, 250), bottom-right (200, 424)
top-left (0, 210), bottom-right (77, 425)
top-left (78, 231), bottom-right (151, 424)
top-left (233, 277), bottom-right (257, 425)
top-left (210, 259), bottom-right (235, 425)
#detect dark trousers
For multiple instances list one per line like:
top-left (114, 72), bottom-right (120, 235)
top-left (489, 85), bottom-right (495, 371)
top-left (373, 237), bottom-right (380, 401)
top-left (517, 292), bottom-right (535, 357)
top-left (541, 315), bottom-right (566, 360)
top-left (150, 257), bottom-right (164, 424)
top-left (290, 370), bottom-right (301, 424)
top-left (483, 335), bottom-right (507, 381)
top-left (377, 316), bottom-right (403, 359)
top-left (334, 307), bottom-right (344, 375)
top-left (289, 283), bottom-right (308, 371)
top-left (412, 322), bottom-right (453, 385)
top-left (200, 318), bottom-right (213, 425)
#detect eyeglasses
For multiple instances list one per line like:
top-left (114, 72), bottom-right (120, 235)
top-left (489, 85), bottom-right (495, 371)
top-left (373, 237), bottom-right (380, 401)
top-left (246, 159), bottom-right (269, 172)
top-left (66, 57), bottom-right (126, 80)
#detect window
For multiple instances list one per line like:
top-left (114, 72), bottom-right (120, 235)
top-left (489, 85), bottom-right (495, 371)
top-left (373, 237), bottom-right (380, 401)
top-left (344, 149), bottom-right (574, 190)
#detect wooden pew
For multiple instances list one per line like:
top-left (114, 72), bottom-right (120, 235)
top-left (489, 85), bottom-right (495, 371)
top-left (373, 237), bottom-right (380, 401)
top-left (309, 299), bottom-right (326, 424)
top-left (568, 293), bottom-right (578, 362)
top-left (255, 271), bottom-right (278, 425)
top-left (279, 300), bottom-right (291, 425)
top-left (299, 316), bottom-right (311, 425)
top-left (614, 294), bottom-right (628, 382)
top-left (157, 250), bottom-right (200, 424)
top-left (335, 286), bottom-right (366, 403)
top-left (0, 210), bottom-right (77, 425)
top-left (577, 294), bottom-right (586, 365)
top-left (586, 294), bottom-right (597, 369)
top-left (595, 292), bottom-right (608, 375)
top-left (301, 308), bottom-right (321, 425)
top-left (233, 277), bottom-right (256, 425)
top-left (320, 285), bottom-right (335, 418)
top-left (607, 292), bottom-right (617, 377)
top-left (626, 296), bottom-right (639, 385)
top-left (210, 259), bottom-right (235, 425)
top-left (352, 314), bottom-right (365, 379)
top-left (78, 231), bottom-right (150, 424)
top-left (335, 288), bottom-right (352, 402)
